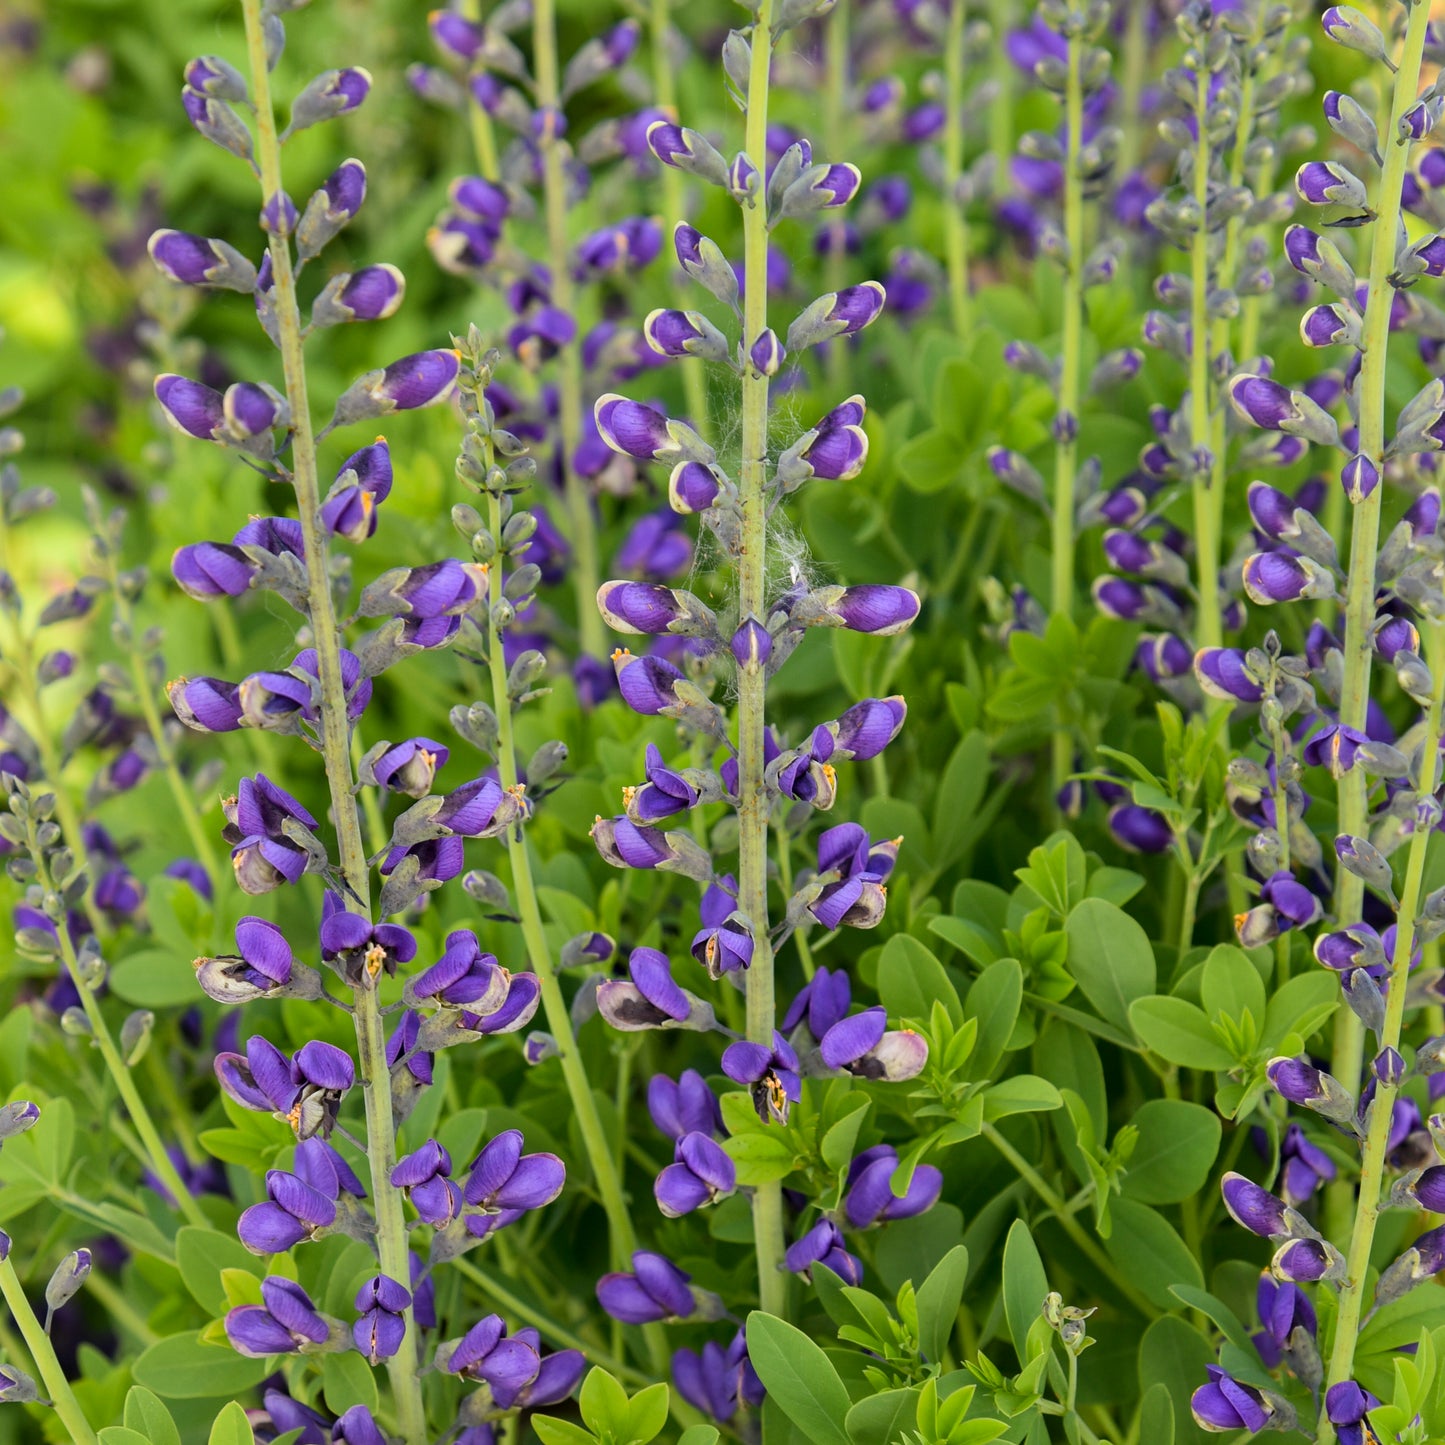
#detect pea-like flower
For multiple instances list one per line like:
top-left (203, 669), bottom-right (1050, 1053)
top-left (844, 1144), bottom-right (943, 1228)
top-left (809, 823), bottom-right (897, 930)
top-left (1220, 1171), bottom-right (1293, 1239)
top-left (319, 899), bottom-right (418, 987)
top-left (672, 1330), bottom-right (765, 1421)
top-left (222, 775), bottom-right (320, 893)
top-left (1190, 1366), bottom-right (1277, 1434)
top-left (597, 1251), bottom-right (699, 1324)
top-left (148, 230), bottom-right (256, 291)
top-left (195, 915), bottom-right (323, 1004)
top-left (410, 929), bottom-right (508, 1013)
top-left (392, 1140), bottom-right (461, 1226)
top-left (722, 1033), bottom-right (802, 1125)
top-left (238, 1169), bottom-right (338, 1254)
top-left (655, 1132), bottom-right (736, 1217)
top-left (438, 1314), bottom-right (540, 1397)
top-left (648, 1070), bottom-right (722, 1141)
top-left (321, 438), bottom-right (394, 543)
top-left (1252, 1272), bottom-right (1316, 1370)
top-left (597, 947), bottom-right (715, 1031)
top-left (463, 1129), bottom-right (566, 1238)
top-left (1324, 1381), bottom-right (1381, 1445)
top-left (691, 876), bottom-right (754, 978)
top-left (784, 1218), bottom-right (862, 1285)
top-left (226, 1277), bottom-right (332, 1357)
top-left (168, 675), bottom-right (243, 733)
top-left (782, 964), bottom-right (852, 1043)
top-left (819, 1005), bottom-right (928, 1082)
top-left (216, 1035), bottom-right (354, 1140)
top-left (352, 1275), bottom-right (409, 1363)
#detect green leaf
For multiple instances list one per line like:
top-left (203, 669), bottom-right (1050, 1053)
top-left (1121, 1100), bottom-right (1222, 1205)
top-left (1002, 1221), bottom-right (1049, 1360)
top-left (533, 1420), bottom-right (597, 1445)
top-left (677, 1430), bottom-right (721, 1445)
top-left (1065, 898), bottom-right (1156, 1032)
top-left (1106, 1200), bottom-right (1203, 1307)
top-left (982, 1075), bottom-right (1062, 1121)
top-left (1138, 1383), bottom-right (1176, 1445)
top-left (322, 1351), bottom-right (379, 1415)
top-left (1138, 1317), bottom-right (1213, 1445)
top-left (1168, 1287), bottom-right (1256, 1358)
top-left (966, 958), bottom-right (1023, 1079)
top-left (579, 1367), bottom-right (631, 1437)
top-left (896, 427), bottom-right (963, 494)
top-left (820, 1096), bottom-right (873, 1176)
top-left (1264, 971), bottom-right (1339, 1047)
top-left (746, 1310), bottom-right (853, 1445)
top-left (176, 1227), bottom-right (265, 1315)
top-left (932, 732), bottom-right (992, 867)
top-left (124, 1387), bottom-right (182, 1445)
top-left (1031, 1019), bottom-right (1107, 1140)
top-left (110, 948), bottom-right (202, 1009)
top-left (845, 1387), bottom-right (919, 1444)
top-left (723, 1130), bottom-right (797, 1185)
top-left (622, 1381), bottom-right (670, 1444)
top-left (916, 1246), bottom-right (969, 1365)
top-left (879, 934), bottom-right (962, 1026)
top-left (131, 1333), bottom-right (268, 1399)
top-left (1200, 944), bottom-right (1266, 1024)
top-left (209, 1401), bottom-right (254, 1445)
top-left (1129, 996), bottom-right (1235, 1070)
top-left (100, 1430), bottom-right (153, 1445)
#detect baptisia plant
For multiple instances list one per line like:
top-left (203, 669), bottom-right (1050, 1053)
top-left (146, 3), bottom-right (594, 1439)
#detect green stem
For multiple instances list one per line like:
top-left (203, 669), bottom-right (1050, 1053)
top-left (481, 483), bottom-right (670, 1378)
top-left (986, 0), bottom-right (1013, 201)
top-left (533, 0), bottom-right (605, 661)
top-left (1115, 1), bottom-right (1148, 182)
top-left (1329, 0), bottom-right (1431, 1140)
top-left (28, 830), bottom-right (208, 1229)
top-left (461, 0), bottom-right (500, 181)
top-left (980, 1122), bottom-right (1160, 1320)
top-left (739, 0), bottom-right (786, 1322)
top-left (1319, 615), bottom-right (1445, 1440)
top-left (1049, 33), bottom-right (1083, 800)
top-left (1189, 67), bottom-right (1221, 656)
top-left (941, 0), bottom-right (970, 338)
top-left (0, 1258), bottom-right (97, 1445)
top-left (237, 4), bottom-right (426, 1436)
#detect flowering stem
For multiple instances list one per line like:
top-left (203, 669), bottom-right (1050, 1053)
top-left (739, 0), bottom-right (786, 1322)
top-left (461, 0), bottom-right (500, 180)
top-left (1049, 32), bottom-right (1083, 800)
top-left (1115, 0), bottom-right (1148, 182)
top-left (26, 822), bottom-right (209, 1231)
top-left (0, 1257), bottom-right (97, 1445)
top-left (941, 0), bottom-right (970, 338)
top-left (648, 0), bottom-right (713, 439)
top-left (532, 0), bottom-right (605, 662)
top-left (824, 0), bottom-right (852, 391)
top-left (1329, 0), bottom-right (1431, 1120)
top-left (236, 3), bottom-right (426, 1436)
top-left (481, 483), bottom-right (669, 1378)
top-left (1188, 68), bottom-right (1221, 657)
top-left (1319, 615), bottom-right (1445, 1441)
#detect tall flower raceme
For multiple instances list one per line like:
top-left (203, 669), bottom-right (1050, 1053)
top-left (984, 0), bottom-right (1125, 799)
top-left (1226, 0), bottom-right (1441, 1163)
top-left (583, 0), bottom-right (927, 1355)
top-left (154, 5), bottom-right (586, 1438)
top-left (412, 0), bottom-right (667, 674)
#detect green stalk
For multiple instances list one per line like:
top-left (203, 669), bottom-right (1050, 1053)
top-left (237, 5), bottom-right (426, 1436)
top-left (1049, 33), bottom-right (1083, 800)
top-left (532, 0), bottom-right (605, 661)
top-left (941, 0), bottom-right (970, 338)
top-left (823, 0), bottom-right (853, 391)
top-left (738, 0), bottom-right (786, 1321)
top-left (26, 822), bottom-right (208, 1230)
top-left (1188, 68), bottom-right (1221, 656)
top-left (0, 1257), bottom-right (97, 1445)
top-left (648, 0), bottom-right (713, 438)
top-left (101, 554), bottom-right (221, 886)
top-left (986, 0), bottom-right (1014, 201)
top-left (1115, 0), bottom-right (1148, 182)
top-left (480, 479), bottom-right (670, 1377)
top-left (1329, 0), bottom-right (1432, 1125)
top-left (1318, 616), bottom-right (1445, 1440)
top-left (461, 0), bottom-right (500, 181)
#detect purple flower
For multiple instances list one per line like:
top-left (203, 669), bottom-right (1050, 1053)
top-left (440, 1315), bottom-right (540, 1401)
top-left (690, 878), bottom-right (754, 978)
top-left (1242, 551), bottom-right (1335, 606)
top-left (1325, 1381), bottom-right (1381, 1445)
top-left (1220, 1172), bottom-right (1291, 1238)
top-left (262, 1390), bottom-right (329, 1445)
top-left (321, 438), bottom-right (394, 542)
top-left (375, 350), bottom-right (461, 411)
top-left (1191, 1366), bottom-right (1275, 1434)
top-left (319, 901), bottom-right (418, 986)
top-left (215, 1035), bottom-right (353, 1139)
top-left (155, 374), bottom-right (225, 440)
top-left (648, 1070), bottom-right (721, 1141)
top-left (1252, 1272), bottom-right (1316, 1369)
top-left (148, 230), bottom-right (256, 290)
top-left (352, 1275), bottom-right (409, 1363)
top-left (597, 1251), bottom-right (697, 1324)
top-left (597, 946), bottom-right (712, 1031)
top-left (844, 1144), bottom-right (942, 1228)
top-left (222, 775), bottom-right (318, 893)
top-left (167, 675), bottom-right (243, 732)
top-left (672, 1332), bottom-right (765, 1422)
top-left (1107, 803), bottom-right (1173, 854)
top-left (810, 823), bottom-right (897, 930)
top-left (463, 1129), bottom-right (565, 1235)
top-left (819, 1007), bottom-right (928, 1081)
top-left (1295, 160), bottom-right (1368, 208)
top-left (784, 1218), bottom-right (862, 1285)
top-left (226, 1277), bottom-right (330, 1356)
top-left (368, 737), bottom-right (447, 797)
top-left (392, 1140), bottom-right (460, 1226)
top-left (194, 915), bottom-right (303, 1003)
top-left (411, 930), bottom-right (506, 1012)
top-left (722, 1033), bottom-right (802, 1124)
top-left (655, 1132), bottom-right (736, 1217)
top-left (783, 965), bottom-right (852, 1041)
top-left (237, 1168), bottom-right (337, 1254)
